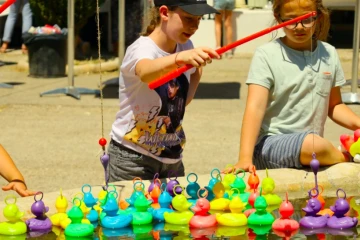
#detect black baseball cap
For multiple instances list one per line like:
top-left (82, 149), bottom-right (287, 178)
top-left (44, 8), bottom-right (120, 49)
top-left (154, 0), bottom-right (219, 16)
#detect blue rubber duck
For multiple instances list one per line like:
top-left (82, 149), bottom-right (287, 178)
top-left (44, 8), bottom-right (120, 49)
top-left (82, 184), bottom-right (99, 223)
top-left (100, 191), bottom-right (132, 229)
top-left (149, 185), bottom-right (174, 222)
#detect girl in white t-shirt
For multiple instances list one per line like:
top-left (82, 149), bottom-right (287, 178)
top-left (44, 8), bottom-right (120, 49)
top-left (108, 0), bottom-right (220, 181)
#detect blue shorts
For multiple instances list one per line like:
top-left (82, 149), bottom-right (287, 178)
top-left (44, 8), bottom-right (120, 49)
top-left (253, 131), bottom-right (315, 169)
top-left (214, 0), bottom-right (235, 10)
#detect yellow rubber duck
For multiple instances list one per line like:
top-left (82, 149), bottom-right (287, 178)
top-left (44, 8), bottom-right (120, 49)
top-left (216, 190), bottom-right (247, 227)
top-left (50, 189), bottom-right (69, 228)
top-left (164, 185), bottom-right (193, 225)
top-left (210, 181), bottom-right (230, 211)
top-left (262, 169), bottom-right (282, 206)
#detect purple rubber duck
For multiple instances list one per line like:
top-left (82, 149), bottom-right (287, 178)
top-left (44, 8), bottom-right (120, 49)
top-left (327, 189), bottom-right (358, 229)
top-left (299, 189), bottom-right (329, 229)
top-left (26, 192), bottom-right (52, 232)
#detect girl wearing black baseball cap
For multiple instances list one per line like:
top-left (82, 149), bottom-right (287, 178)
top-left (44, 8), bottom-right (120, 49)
top-left (108, 0), bottom-right (220, 181)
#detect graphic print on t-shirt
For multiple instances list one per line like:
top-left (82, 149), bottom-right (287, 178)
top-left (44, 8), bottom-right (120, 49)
top-left (123, 73), bottom-right (189, 159)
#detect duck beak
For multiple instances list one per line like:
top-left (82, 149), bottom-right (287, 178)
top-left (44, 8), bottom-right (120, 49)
top-left (192, 206), bottom-right (201, 212)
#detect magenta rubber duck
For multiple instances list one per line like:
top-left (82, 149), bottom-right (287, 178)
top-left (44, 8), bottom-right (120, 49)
top-left (26, 192), bottom-right (52, 232)
top-left (327, 189), bottom-right (358, 229)
top-left (299, 189), bottom-right (329, 229)
top-left (189, 188), bottom-right (217, 228)
top-left (272, 192), bottom-right (299, 234)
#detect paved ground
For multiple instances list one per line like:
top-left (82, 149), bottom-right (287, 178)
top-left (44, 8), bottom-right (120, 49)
top-left (0, 48), bottom-right (360, 200)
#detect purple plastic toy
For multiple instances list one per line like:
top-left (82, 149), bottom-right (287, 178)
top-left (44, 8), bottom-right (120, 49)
top-left (166, 170), bottom-right (182, 197)
top-left (26, 192), bottom-right (52, 232)
top-left (327, 189), bottom-right (358, 229)
top-left (148, 173), bottom-right (161, 193)
top-left (299, 188), bottom-right (329, 229)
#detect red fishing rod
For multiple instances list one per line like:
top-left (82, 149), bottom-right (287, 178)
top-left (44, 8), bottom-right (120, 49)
top-left (148, 11), bottom-right (317, 89)
top-left (0, 0), bottom-right (16, 14)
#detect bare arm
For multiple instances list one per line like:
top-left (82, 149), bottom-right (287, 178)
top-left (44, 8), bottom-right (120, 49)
top-left (186, 68), bottom-right (202, 106)
top-left (0, 145), bottom-right (35, 197)
top-left (232, 84), bottom-right (269, 172)
top-left (135, 47), bottom-right (219, 84)
top-left (328, 87), bottom-right (360, 130)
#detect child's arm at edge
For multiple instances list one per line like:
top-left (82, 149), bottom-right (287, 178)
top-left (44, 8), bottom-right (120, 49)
top-left (328, 87), bottom-right (360, 130)
top-left (0, 144), bottom-right (36, 197)
top-left (230, 84), bottom-right (269, 172)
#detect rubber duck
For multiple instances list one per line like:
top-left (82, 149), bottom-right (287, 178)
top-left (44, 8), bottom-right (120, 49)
top-left (49, 189), bottom-right (69, 228)
top-left (208, 169), bottom-right (221, 190)
top-left (311, 185), bottom-right (333, 217)
top-left (123, 182), bottom-right (146, 213)
top-left (350, 197), bottom-right (360, 220)
top-left (0, 195), bottom-right (27, 235)
top-left (272, 192), bottom-right (299, 235)
top-left (247, 189), bottom-right (275, 226)
top-left (25, 192), bottom-right (52, 232)
top-left (327, 189), bottom-right (358, 229)
top-left (190, 226), bottom-right (216, 239)
top-left (215, 225), bottom-right (247, 237)
top-left (209, 180), bottom-right (230, 211)
top-left (132, 194), bottom-right (153, 225)
top-left (149, 179), bottom-right (162, 208)
top-left (247, 165), bottom-right (260, 192)
top-left (100, 191), bottom-right (133, 229)
top-left (244, 188), bottom-right (260, 217)
top-left (100, 226), bottom-right (133, 238)
top-left (222, 164), bottom-right (237, 196)
top-left (64, 197), bottom-right (94, 237)
top-left (248, 223), bottom-right (273, 239)
top-left (163, 222), bottom-right (190, 235)
top-left (82, 184), bottom-right (99, 223)
top-left (262, 169), bottom-right (282, 206)
top-left (164, 185), bottom-right (194, 225)
top-left (216, 190), bottom-right (247, 227)
top-left (189, 188), bottom-right (217, 228)
top-left (166, 170), bottom-right (182, 197)
top-left (149, 183), bottom-right (174, 222)
top-left (229, 169), bottom-right (251, 210)
top-left (299, 189), bottom-right (329, 229)
top-left (186, 173), bottom-right (200, 206)
top-left (148, 173), bottom-right (161, 193)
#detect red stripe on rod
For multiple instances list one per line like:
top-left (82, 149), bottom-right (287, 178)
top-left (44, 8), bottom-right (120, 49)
top-left (148, 11), bottom-right (317, 89)
top-left (0, 0), bottom-right (16, 14)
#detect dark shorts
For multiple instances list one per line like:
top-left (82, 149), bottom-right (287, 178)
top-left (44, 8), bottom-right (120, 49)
top-left (253, 131), bottom-right (315, 170)
top-left (108, 140), bottom-right (185, 182)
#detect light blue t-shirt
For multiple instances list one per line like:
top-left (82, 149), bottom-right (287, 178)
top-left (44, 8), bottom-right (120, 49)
top-left (246, 38), bottom-right (346, 141)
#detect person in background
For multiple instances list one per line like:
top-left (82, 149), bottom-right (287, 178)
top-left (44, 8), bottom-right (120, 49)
top-left (0, 144), bottom-right (35, 197)
top-left (0, 0), bottom-right (33, 54)
top-left (214, 0), bottom-right (235, 58)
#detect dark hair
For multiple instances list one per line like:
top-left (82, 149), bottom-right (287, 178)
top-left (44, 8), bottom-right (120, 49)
top-left (273, 0), bottom-right (330, 41)
top-left (141, 6), bottom-right (178, 36)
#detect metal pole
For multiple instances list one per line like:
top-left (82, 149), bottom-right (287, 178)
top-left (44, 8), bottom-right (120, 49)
top-left (68, 0), bottom-right (75, 87)
top-left (351, 0), bottom-right (360, 92)
top-left (118, 0), bottom-right (125, 63)
top-left (341, 0), bottom-right (360, 104)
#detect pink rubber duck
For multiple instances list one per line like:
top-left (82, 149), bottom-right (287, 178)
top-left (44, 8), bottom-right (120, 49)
top-left (272, 192), bottom-right (299, 237)
top-left (190, 188), bottom-right (217, 229)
